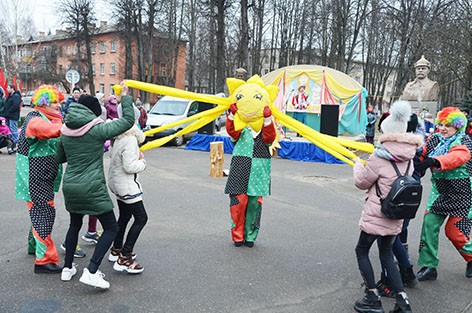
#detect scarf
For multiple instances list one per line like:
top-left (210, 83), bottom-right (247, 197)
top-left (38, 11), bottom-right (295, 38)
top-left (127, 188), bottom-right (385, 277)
top-left (428, 132), bottom-right (461, 157)
top-left (61, 117), bottom-right (104, 137)
top-left (35, 106), bottom-right (63, 124)
top-left (373, 143), bottom-right (397, 161)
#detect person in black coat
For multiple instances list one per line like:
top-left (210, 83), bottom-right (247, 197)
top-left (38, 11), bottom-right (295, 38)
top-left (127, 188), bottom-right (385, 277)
top-left (3, 85), bottom-right (22, 151)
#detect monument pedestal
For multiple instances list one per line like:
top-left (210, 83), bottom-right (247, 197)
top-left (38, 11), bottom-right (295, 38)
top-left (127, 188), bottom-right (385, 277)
top-left (407, 101), bottom-right (438, 114)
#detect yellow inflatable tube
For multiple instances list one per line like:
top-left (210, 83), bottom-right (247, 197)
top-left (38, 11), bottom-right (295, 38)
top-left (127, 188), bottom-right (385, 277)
top-left (121, 80), bottom-right (373, 165)
top-left (125, 80), bottom-right (231, 107)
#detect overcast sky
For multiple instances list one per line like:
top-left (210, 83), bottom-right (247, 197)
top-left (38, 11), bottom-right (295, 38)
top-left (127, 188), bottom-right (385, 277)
top-left (33, 0), bottom-right (108, 34)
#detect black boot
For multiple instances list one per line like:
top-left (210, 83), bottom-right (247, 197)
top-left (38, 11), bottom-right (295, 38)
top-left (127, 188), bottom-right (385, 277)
top-left (34, 263), bottom-right (62, 274)
top-left (376, 279), bottom-right (396, 298)
top-left (389, 293), bottom-right (412, 313)
top-left (354, 290), bottom-right (384, 313)
top-left (466, 261), bottom-right (472, 278)
top-left (399, 266), bottom-right (418, 288)
top-left (7, 140), bottom-right (16, 155)
top-left (376, 270), bottom-right (396, 298)
top-left (416, 267), bottom-right (437, 281)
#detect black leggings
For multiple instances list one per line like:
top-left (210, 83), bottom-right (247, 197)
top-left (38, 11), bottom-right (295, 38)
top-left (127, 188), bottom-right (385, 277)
top-left (64, 210), bottom-right (118, 273)
top-left (355, 231), bottom-right (404, 293)
top-left (112, 200), bottom-right (148, 256)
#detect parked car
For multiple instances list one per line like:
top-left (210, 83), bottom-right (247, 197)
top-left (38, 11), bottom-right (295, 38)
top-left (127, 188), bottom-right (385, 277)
top-left (213, 93), bottom-right (227, 132)
top-left (145, 96), bottom-right (199, 146)
top-left (22, 91), bottom-right (35, 106)
top-left (215, 111), bottom-right (227, 132)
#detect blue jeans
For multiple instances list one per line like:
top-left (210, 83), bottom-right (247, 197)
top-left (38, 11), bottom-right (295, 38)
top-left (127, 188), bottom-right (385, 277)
top-left (7, 119), bottom-right (18, 143)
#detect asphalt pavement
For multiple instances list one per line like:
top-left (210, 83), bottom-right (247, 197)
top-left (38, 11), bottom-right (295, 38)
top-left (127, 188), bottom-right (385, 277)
top-left (1, 140), bottom-right (471, 313)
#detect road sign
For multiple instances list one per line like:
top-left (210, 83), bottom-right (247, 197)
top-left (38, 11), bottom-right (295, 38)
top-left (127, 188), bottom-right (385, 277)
top-left (65, 70), bottom-right (80, 84)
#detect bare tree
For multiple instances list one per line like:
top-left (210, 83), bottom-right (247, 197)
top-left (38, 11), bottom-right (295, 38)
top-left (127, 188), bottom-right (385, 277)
top-left (57, 0), bottom-right (97, 93)
top-left (249, 0), bottom-right (267, 75)
top-left (361, 0), bottom-right (399, 110)
top-left (237, 0), bottom-right (249, 70)
top-left (111, 0), bottom-right (139, 80)
top-left (215, 0), bottom-right (228, 92)
top-left (183, 0), bottom-right (198, 91)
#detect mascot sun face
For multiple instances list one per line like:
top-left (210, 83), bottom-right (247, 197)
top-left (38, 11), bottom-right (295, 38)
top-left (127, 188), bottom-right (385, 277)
top-left (232, 83), bottom-right (269, 122)
top-left (227, 75), bottom-right (278, 132)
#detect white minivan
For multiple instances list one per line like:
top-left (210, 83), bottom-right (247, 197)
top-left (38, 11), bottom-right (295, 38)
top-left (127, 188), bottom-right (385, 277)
top-left (145, 96), bottom-right (200, 146)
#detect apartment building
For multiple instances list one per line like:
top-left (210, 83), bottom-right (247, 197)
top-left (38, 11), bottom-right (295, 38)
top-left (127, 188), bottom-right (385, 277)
top-left (4, 21), bottom-right (186, 102)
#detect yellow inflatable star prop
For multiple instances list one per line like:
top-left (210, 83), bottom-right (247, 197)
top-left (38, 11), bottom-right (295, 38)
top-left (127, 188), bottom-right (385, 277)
top-left (116, 75), bottom-right (374, 166)
top-left (227, 75), bottom-right (278, 132)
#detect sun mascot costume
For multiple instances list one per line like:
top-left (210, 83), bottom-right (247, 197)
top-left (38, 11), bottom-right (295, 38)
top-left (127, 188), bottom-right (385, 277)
top-left (116, 75), bottom-right (375, 246)
top-left (223, 76), bottom-right (277, 247)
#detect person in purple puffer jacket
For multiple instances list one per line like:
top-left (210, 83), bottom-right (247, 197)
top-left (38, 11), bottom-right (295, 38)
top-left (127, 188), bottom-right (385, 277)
top-left (352, 100), bottom-right (423, 313)
top-left (106, 95), bottom-right (119, 120)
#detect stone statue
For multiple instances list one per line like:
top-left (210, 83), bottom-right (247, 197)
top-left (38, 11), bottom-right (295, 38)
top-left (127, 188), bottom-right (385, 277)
top-left (400, 55), bottom-right (439, 102)
top-left (235, 68), bottom-right (248, 80)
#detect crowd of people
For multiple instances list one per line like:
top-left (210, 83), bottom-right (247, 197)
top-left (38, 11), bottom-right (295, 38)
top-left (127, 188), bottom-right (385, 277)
top-left (11, 82), bottom-right (148, 289)
top-left (3, 79), bottom-right (472, 312)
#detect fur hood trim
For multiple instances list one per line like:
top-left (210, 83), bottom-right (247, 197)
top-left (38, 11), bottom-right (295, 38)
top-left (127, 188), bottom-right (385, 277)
top-left (116, 124), bottom-right (146, 144)
top-left (379, 132), bottom-right (424, 148)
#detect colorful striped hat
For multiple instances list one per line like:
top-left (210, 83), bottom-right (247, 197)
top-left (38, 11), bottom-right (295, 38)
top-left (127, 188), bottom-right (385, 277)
top-left (31, 85), bottom-right (65, 107)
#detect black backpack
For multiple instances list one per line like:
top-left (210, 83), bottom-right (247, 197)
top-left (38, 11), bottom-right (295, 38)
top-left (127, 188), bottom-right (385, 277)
top-left (375, 161), bottom-right (422, 219)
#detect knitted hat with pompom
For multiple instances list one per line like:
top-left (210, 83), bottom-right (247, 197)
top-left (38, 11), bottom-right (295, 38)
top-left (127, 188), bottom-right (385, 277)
top-left (381, 100), bottom-right (412, 134)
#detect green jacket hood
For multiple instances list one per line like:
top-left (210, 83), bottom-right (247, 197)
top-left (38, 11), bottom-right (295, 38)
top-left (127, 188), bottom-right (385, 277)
top-left (65, 103), bottom-right (97, 129)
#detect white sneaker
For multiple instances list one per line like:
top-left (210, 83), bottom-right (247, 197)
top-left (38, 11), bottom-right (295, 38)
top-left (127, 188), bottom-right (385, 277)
top-left (79, 268), bottom-right (110, 289)
top-left (61, 263), bottom-right (77, 281)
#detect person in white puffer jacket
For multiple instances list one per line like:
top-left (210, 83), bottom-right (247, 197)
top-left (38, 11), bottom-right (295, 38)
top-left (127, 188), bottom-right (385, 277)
top-left (107, 104), bottom-right (148, 274)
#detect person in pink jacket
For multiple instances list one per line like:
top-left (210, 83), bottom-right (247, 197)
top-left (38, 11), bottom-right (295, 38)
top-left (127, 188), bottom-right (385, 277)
top-left (352, 100), bottom-right (423, 313)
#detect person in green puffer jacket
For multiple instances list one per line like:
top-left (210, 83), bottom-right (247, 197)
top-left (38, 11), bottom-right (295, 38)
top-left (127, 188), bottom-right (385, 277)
top-left (56, 82), bottom-right (135, 289)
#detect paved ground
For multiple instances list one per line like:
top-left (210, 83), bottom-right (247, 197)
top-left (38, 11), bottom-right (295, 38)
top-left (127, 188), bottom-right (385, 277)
top-left (1, 140), bottom-right (471, 313)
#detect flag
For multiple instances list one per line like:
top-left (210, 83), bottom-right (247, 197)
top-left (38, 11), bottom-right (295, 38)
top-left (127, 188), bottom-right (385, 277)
top-left (0, 68), bottom-right (7, 94)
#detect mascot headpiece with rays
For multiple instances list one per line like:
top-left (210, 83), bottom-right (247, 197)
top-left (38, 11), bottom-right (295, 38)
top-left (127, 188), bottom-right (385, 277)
top-left (227, 75), bottom-right (278, 132)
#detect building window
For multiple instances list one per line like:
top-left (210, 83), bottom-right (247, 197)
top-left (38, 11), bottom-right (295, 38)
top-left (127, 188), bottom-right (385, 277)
top-left (160, 63), bottom-right (167, 77)
top-left (110, 84), bottom-right (114, 94)
top-left (66, 46), bottom-right (71, 55)
top-left (110, 63), bottom-right (115, 74)
top-left (92, 64), bottom-right (95, 75)
top-left (58, 46), bottom-right (62, 57)
top-left (100, 63), bottom-right (105, 75)
top-left (59, 64), bottom-right (63, 74)
top-left (99, 84), bottom-right (105, 93)
top-left (91, 44), bottom-right (95, 54)
top-left (110, 41), bottom-right (116, 52)
top-left (100, 41), bottom-right (106, 53)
